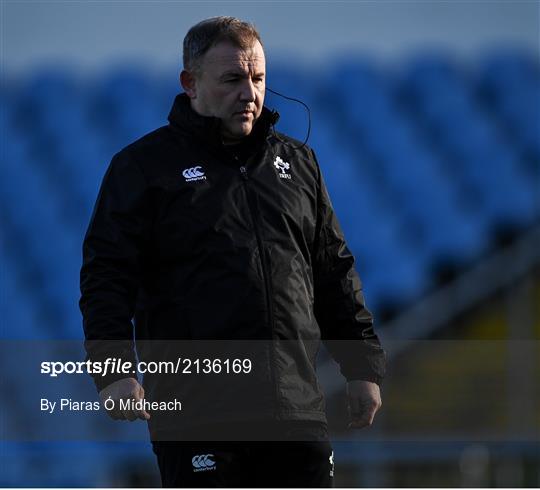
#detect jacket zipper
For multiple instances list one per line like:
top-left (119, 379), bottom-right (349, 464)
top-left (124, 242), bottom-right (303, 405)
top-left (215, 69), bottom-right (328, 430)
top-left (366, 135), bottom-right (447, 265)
top-left (238, 164), bottom-right (281, 419)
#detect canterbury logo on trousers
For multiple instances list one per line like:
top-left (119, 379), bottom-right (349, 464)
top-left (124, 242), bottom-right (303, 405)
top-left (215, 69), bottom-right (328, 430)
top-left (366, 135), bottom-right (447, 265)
top-left (192, 454), bottom-right (216, 472)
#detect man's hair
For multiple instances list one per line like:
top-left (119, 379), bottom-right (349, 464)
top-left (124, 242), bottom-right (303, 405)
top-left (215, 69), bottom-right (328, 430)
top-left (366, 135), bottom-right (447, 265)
top-left (183, 16), bottom-right (263, 74)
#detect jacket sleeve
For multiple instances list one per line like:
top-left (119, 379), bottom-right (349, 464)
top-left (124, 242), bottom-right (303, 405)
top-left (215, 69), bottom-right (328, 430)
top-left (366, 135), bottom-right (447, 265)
top-left (79, 151), bottom-right (151, 392)
top-left (311, 149), bottom-right (387, 385)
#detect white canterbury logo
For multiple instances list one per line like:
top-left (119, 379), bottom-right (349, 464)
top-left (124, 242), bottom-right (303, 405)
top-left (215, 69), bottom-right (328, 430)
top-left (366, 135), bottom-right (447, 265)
top-left (192, 454), bottom-right (216, 472)
top-left (273, 156), bottom-right (291, 180)
top-left (182, 166), bottom-right (207, 182)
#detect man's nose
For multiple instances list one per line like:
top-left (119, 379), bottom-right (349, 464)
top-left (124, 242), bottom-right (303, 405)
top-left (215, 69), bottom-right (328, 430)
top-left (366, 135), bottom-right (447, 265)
top-left (239, 79), bottom-right (256, 102)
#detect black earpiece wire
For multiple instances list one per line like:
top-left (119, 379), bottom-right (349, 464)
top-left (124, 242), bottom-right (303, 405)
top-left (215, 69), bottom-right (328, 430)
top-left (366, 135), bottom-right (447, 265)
top-left (266, 86), bottom-right (311, 150)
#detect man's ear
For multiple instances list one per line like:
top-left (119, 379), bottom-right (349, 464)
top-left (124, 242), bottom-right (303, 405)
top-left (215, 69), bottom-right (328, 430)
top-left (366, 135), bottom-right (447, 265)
top-left (180, 70), bottom-right (197, 99)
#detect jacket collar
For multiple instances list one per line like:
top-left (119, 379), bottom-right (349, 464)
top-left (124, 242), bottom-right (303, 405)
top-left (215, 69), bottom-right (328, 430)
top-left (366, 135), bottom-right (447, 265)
top-left (167, 92), bottom-right (278, 149)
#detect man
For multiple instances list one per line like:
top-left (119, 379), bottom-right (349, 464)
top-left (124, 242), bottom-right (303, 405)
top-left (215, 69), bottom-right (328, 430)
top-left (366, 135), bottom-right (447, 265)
top-left (80, 16), bottom-right (386, 487)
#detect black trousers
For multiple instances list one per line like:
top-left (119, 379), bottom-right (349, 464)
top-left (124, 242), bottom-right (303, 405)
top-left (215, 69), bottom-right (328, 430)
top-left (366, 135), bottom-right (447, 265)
top-left (152, 422), bottom-right (334, 488)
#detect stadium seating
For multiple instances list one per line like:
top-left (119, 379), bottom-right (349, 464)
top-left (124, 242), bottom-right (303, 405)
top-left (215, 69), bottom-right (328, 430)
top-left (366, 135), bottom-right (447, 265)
top-left (2, 51), bottom-right (539, 332)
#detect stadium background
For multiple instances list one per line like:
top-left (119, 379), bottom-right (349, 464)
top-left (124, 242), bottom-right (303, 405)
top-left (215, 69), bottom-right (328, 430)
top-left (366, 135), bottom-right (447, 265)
top-left (1, 0), bottom-right (539, 486)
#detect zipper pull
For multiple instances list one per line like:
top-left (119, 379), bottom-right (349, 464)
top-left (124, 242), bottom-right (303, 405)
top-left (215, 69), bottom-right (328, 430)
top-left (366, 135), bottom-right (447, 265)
top-left (239, 166), bottom-right (248, 180)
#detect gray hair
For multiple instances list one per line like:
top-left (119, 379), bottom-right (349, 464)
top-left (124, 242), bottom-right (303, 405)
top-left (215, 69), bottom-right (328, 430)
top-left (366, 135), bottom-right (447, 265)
top-left (183, 16), bottom-right (263, 74)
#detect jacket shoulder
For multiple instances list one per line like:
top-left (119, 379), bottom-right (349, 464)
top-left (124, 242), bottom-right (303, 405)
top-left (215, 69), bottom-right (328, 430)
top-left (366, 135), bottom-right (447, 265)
top-left (112, 125), bottom-right (179, 177)
top-left (270, 130), bottom-right (313, 153)
top-left (272, 131), bottom-right (317, 161)
top-left (117, 125), bottom-right (174, 158)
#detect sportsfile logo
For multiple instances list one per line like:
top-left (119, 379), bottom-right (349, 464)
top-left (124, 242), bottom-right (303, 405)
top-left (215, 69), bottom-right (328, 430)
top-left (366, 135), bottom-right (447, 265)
top-left (182, 166), bottom-right (206, 182)
top-left (192, 454), bottom-right (216, 472)
top-left (273, 156), bottom-right (291, 179)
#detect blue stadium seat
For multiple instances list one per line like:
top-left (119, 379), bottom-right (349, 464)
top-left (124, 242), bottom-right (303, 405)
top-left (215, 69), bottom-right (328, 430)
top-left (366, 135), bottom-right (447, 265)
top-left (476, 50), bottom-right (540, 162)
top-left (89, 65), bottom-right (164, 143)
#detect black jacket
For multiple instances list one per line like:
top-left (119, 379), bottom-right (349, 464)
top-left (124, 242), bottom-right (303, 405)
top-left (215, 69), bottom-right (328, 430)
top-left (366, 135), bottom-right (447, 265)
top-left (80, 93), bottom-right (386, 437)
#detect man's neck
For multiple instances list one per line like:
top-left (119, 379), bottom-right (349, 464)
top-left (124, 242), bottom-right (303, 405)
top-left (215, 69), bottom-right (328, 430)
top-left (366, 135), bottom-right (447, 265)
top-left (221, 137), bottom-right (246, 146)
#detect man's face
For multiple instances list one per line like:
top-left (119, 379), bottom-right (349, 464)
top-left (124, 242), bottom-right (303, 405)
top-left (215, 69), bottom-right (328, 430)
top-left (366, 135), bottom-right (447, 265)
top-left (183, 40), bottom-right (266, 144)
